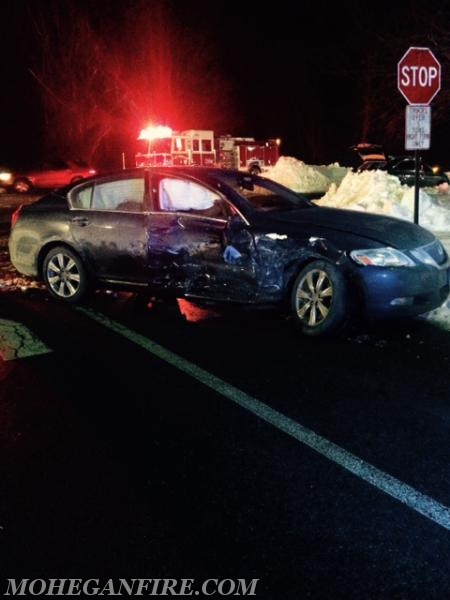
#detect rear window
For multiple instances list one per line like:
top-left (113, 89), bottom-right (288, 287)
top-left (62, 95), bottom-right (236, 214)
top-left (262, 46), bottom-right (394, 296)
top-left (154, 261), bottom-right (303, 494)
top-left (70, 176), bottom-right (145, 211)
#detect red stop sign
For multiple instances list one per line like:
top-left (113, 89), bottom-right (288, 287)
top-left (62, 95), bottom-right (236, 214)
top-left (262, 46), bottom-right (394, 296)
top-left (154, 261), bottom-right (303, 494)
top-left (398, 47), bottom-right (441, 105)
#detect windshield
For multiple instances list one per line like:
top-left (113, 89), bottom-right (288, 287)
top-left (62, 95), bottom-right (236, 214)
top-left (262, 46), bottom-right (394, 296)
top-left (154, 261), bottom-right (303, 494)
top-left (235, 177), bottom-right (312, 212)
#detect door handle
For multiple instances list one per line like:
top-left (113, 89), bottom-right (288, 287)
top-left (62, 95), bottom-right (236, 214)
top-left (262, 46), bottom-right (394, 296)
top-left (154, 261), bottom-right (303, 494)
top-left (71, 216), bottom-right (89, 227)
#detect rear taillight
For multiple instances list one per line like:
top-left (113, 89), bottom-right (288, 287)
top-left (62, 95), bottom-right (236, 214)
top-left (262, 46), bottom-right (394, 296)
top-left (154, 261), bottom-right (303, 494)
top-left (11, 205), bottom-right (23, 229)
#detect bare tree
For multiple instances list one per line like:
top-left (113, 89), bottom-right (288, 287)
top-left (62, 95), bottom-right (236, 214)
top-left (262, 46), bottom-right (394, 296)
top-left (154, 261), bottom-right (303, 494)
top-left (28, 0), bottom-right (237, 168)
top-left (349, 0), bottom-right (450, 156)
top-left (29, 1), bottom-right (114, 164)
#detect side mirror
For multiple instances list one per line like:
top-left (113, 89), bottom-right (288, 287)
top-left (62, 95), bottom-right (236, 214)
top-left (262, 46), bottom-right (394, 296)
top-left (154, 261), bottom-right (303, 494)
top-left (228, 214), bottom-right (246, 232)
top-left (237, 174), bottom-right (254, 191)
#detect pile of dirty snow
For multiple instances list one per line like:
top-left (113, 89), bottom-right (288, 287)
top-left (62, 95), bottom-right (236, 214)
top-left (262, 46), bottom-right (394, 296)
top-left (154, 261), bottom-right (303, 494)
top-left (264, 156), bottom-right (450, 232)
top-left (264, 156), bottom-right (347, 193)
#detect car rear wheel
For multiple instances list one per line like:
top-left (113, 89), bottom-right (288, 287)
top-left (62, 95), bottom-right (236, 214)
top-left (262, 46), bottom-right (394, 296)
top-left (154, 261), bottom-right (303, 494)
top-left (43, 246), bottom-right (88, 303)
top-left (249, 164), bottom-right (261, 175)
top-left (290, 260), bottom-right (349, 336)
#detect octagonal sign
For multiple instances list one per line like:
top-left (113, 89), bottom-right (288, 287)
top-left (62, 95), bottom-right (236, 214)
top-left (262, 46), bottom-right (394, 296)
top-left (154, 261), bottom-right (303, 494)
top-left (398, 47), bottom-right (441, 105)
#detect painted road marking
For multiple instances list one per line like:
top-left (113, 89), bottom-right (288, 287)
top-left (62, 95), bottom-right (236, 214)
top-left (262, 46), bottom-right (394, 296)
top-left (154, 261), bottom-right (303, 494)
top-left (0, 318), bottom-right (52, 361)
top-left (78, 306), bottom-right (450, 532)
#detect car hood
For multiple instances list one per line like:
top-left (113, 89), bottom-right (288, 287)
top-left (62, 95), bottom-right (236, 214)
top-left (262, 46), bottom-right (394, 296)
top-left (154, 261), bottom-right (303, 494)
top-left (265, 206), bottom-right (436, 249)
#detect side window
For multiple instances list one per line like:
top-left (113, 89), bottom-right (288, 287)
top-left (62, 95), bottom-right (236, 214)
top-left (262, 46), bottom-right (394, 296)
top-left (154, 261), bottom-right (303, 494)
top-left (43, 160), bottom-right (67, 170)
top-left (399, 160), bottom-right (414, 171)
top-left (70, 176), bottom-right (145, 211)
top-left (71, 185), bottom-right (92, 208)
top-left (158, 177), bottom-right (227, 218)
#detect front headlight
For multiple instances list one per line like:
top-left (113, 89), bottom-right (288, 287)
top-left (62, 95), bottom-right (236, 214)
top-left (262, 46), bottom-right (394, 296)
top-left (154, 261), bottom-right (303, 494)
top-left (350, 247), bottom-right (415, 267)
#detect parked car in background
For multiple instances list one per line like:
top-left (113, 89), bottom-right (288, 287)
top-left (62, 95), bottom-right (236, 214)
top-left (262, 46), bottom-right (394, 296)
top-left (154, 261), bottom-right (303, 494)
top-left (0, 159), bottom-right (97, 193)
top-left (352, 143), bottom-right (449, 188)
top-left (358, 155), bottom-right (450, 188)
top-left (8, 166), bottom-right (450, 337)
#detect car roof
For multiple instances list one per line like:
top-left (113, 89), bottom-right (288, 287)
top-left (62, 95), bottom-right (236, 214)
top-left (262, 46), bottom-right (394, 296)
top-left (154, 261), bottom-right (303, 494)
top-left (97, 165), bottom-right (256, 188)
top-left (351, 142), bottom-right (386, 162)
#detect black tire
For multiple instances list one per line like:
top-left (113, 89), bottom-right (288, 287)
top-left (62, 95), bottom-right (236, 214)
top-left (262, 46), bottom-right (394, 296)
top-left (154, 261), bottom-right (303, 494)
top-left (290, 260), bottom-right (350, 337)
top-left (42, 246), bottom-right (89, 303)
top-left (249, 164), bottom-right (261, 175)
top-left (13, 178), bottom-right (32, 193)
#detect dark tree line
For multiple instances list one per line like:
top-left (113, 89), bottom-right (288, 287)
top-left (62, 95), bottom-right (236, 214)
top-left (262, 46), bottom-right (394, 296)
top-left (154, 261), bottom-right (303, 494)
top-left (11, 0), bottom-right (450, 167)
top-left (348, 1), bottom-right (450, 161)
top-left (26, 0), bottom-right (238, 169)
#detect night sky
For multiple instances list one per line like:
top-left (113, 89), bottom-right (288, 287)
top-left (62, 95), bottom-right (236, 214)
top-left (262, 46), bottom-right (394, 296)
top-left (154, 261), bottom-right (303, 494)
top-left (2, 0), bottom-right (450, 169)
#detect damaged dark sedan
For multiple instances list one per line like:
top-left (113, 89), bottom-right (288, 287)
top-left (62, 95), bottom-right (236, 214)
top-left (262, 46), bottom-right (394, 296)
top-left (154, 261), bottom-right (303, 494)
top-left (8, 166), bottom-right (450, 336)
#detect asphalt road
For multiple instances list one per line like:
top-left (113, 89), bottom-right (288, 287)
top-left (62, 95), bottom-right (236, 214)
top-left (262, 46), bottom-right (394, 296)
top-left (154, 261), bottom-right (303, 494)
top-left (1, 193), bottom-right (450, 598)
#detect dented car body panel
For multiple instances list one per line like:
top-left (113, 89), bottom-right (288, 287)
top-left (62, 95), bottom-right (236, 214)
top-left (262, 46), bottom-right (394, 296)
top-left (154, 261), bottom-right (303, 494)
top-left (8, 166), bottom-right (450, 334)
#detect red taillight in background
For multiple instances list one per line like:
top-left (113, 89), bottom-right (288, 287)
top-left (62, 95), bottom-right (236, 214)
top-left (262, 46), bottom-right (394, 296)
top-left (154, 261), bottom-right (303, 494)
top-left (11, 205), bottom-right (23, 229)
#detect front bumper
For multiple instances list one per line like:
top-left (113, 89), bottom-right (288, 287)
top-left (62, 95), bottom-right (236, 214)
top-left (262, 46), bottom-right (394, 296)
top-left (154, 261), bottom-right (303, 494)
top-left (355, 262), bottom-right (450, 318)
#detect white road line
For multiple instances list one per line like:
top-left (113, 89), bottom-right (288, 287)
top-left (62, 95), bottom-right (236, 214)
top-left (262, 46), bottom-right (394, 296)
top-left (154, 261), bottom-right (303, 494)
top-left (78, 306), bottom-right (450, 532)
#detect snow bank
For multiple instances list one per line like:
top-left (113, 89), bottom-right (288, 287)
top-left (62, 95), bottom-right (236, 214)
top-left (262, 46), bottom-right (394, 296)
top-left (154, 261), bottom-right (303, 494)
top-left (264, 156), bottom-right (347, 193)
top-left (265, 156), bottom-right (450, 232)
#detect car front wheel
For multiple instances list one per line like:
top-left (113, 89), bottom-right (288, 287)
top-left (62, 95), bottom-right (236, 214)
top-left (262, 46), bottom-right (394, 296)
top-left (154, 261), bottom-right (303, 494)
top-left (43, 246), bottom-right (88, 303)
top-left (290, 260), bottom-right (349, 336)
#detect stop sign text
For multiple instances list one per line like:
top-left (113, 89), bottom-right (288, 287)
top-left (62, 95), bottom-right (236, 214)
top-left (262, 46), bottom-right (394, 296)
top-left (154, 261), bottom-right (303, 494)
top-left (399, 65), bottom-right (439, 88)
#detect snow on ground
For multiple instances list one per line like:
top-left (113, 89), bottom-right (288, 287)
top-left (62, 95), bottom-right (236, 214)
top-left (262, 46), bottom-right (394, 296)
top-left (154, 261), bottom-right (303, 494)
top-left (263, 156), bottom-right (348, 193)
top-left (264, 156), bottom-right (450, 332)
top-left (264, 156), bottom-right (450, 232)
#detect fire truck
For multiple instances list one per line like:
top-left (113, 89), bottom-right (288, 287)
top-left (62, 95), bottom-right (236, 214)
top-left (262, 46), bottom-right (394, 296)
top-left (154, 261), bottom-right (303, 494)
top-left (135, 128), bottom-right (281, 174)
